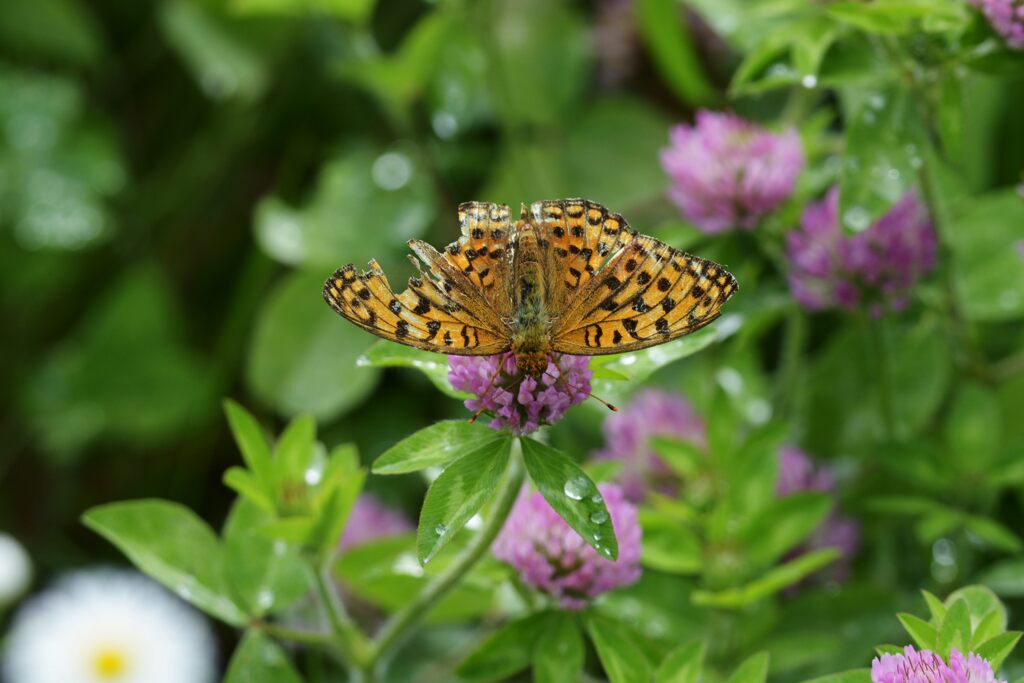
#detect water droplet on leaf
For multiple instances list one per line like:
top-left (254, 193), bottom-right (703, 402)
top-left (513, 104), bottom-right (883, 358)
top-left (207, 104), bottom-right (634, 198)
top-left (590, 510), bottom-right (609, 525)
top-left (563, 475), bottom-right (592, 501)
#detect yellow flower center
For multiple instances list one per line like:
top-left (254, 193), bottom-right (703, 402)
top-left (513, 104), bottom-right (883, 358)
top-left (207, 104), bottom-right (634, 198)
top-left (92, 648), bottom-right (128, 679)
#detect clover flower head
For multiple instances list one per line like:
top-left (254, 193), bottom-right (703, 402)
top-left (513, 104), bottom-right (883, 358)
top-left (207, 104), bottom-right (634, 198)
top-left (339, 494), bottom-right (412, 552)
top-left (3, 569), bottom-right (216, 683)
top-left (448, 353), bottom-right (592, 436)
top-left (593, 389), bottom-right (707, 502)
top-left (872, 647), bottom-right (1005, 683)
top-left (493, 483), bottom-right (641, 610)
top-left (968, 0), bottom-right (1024, 50)
top-left (777, 446), bottom-right (859, 583)
top-left (786, 187), bottom-right (936, 315)
top-left (661, 110), bottom-right (804, 233)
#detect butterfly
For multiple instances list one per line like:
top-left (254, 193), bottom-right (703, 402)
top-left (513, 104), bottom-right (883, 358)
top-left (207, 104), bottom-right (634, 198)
top-left (323, 199), bottom-right (738, 377)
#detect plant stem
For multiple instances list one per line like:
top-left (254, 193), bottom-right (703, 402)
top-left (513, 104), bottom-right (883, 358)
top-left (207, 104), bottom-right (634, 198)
top-left (307, 555), bottom-right (373, 668)
top-left (862, 311), bottom-right (896, 439)
top-left (260, 622), bottom-right (335, 649)
top-left (362, 438), bottom-right (527, 680)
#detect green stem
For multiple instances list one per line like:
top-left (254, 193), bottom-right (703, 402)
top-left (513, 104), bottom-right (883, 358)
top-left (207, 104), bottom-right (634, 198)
top-left (307, 555), bottom-right (373, 668)
top-left (862, 311), bottom-right (896, 439)
top-left (260, 622), bottom-right (335, 649)
top-left (362, 438), bottom-right (527, 680)
top-left (776, 305), bottom-right (807, 418)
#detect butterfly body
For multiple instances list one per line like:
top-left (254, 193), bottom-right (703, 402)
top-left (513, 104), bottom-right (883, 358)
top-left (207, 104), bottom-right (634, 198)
top-left (324, 199), bottom-right (738, 377)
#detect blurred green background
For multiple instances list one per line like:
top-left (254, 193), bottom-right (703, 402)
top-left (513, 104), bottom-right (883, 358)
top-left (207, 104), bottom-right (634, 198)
top-left (3, 0), bottom-right (1024, 677)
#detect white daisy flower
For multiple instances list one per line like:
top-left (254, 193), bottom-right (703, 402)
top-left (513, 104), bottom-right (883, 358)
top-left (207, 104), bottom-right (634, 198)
top-left (0, 533), bottom-right (32, 607)
top-left (2, 569), bottom-right (217, 683)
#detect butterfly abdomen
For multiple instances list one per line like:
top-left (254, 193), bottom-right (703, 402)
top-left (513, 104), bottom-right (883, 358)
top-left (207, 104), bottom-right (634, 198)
top-left (511, 227), bottom-right (553, 375)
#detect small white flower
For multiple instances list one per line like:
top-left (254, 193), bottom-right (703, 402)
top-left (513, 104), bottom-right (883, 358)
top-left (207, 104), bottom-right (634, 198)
top-left (2, 569), bottom-right (216, 683)
top-left (0, 533), bottom-right (32, 607)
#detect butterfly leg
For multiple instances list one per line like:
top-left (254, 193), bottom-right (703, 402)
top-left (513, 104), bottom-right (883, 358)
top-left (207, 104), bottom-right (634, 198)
top-left (543, 354), bottom-right (619, 413)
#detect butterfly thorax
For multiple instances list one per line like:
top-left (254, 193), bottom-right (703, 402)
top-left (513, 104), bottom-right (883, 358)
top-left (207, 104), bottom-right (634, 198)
top-left (511, 224), bottom-right (552, 377)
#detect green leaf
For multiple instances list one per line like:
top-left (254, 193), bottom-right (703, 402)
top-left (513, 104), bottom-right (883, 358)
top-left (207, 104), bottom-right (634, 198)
top-left (534, 612), bottom-right (584, 683)
top-left (273, 414), bottom-right (316, 486)
top-left (417, 439), bottom-right (512, 564)
top-left (159, 0), bottom-right (266, 102)
top-left (945, 585), bottom-right (1008, 633)
top-left (635, 0), bottom-right (716, 105)
top-left (727, 652), bottom-right (770, 683)
top-left (224, 467), bottom-right (275, 513)
top-left (457, 613), bottom-right (550, 681)
top-left (973, 611), bottom-right (1005, 648)
top-left (944, 383), bottom-right (1001, 474)
top-left (740, 492), bottom-right (831, 567)
top-left (521, 438), bottom-right (618, 560)
top-left (336, 535), bottom-right (494, 623)
top-left (224, 631), bottom-right (305, 683)
top-left (231, 0), bottom-right (375, 22)
top-left (640, 510), bottom-right (703, 574)
top-left (358, 341), bottom-right (467, 399)
top-left (223, 498), bottom-right (309, 618)
top-left (978, 559), bottom-right (1024, 598)
top-left (83, 500), bottom-right (246, 625)
top-left (487, 0), bottom-right (587, 127)
top-left (937, 599), bottom-right (971, 658)
top-left (23, 266), bottom-right (215, 460)
top-left (922, 590), bottom-right (947, 624)
top-left (590, 316), bottom-right (739, 399)
top-left (585, 613), bottom-right (652, 683)
top-left (650, 436), bottom-right (705, 478)
top-left (840, 88), bottom-right (924, 233)
top-left (0, 0), bottom-right (102, 67)
top-left (947, 190), bottom-right (1024, 321)
top-left (656, 640), bottom-right (706, 683)
top-left (897, 613), bottom-right (937, 650)
top-left (246, 271), bottom-right (380, 420)
top-left (224, 400), bottom-right (274, 493)
top-left (959, 515), bottom-right (1023, 553)
top-left (372, 420), bottom-right (505, 475)
top-left (974, 632), bottom-right (1022, 672)
top-left (692, 548), bottom-right (839, 608)
top-left (800, 670), bottom-right (872, 683)
top-left (826, 1), bottom-right (967, 34)
top-left (254, 145), bottom-right (437, 271)
top-left (304, 444), bottom-right (366, 553)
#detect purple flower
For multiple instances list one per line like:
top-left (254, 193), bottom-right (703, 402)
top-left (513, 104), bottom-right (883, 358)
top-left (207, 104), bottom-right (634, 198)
top-left (339, 494), bottom-right (412, 552)
top-left (593, 389), bottom-right (706, 502)
top-left (777, 446), bottom-right (859, 583)
top-left (872, 647), bottom-right (1005, 683)
top-left (968, 0), bottom-right (1024, 50)
top-left (660, 110), bottom-right (804, 233)
top-left (493, 483), bottom-right (642, 610)
top-left (448, 353), bottom-right (592, 436)
top-left (787, 187), bottom-right (937, 315)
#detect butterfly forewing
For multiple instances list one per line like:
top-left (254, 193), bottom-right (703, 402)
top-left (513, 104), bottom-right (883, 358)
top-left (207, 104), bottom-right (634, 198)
top-left (323, 247), bottom-right (510, 355)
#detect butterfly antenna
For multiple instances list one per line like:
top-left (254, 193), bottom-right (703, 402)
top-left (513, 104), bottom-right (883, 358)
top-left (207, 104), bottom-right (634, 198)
top-left (588, 392), bottom-right (619, 412)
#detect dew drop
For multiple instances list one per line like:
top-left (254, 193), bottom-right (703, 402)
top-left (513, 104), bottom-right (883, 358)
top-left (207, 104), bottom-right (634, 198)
top-left (801, 74), bottom-right (818, 89)
top-left (590, 510), bottom-right (609, 525)
top-left (563, 476), bottom-right (592, 501)
top-left (434, 523), bottom-right (447, 537)
top-left (887, 169), bottom-right (901, 181)
top-left (590, 494), bottom-right (602, 504)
